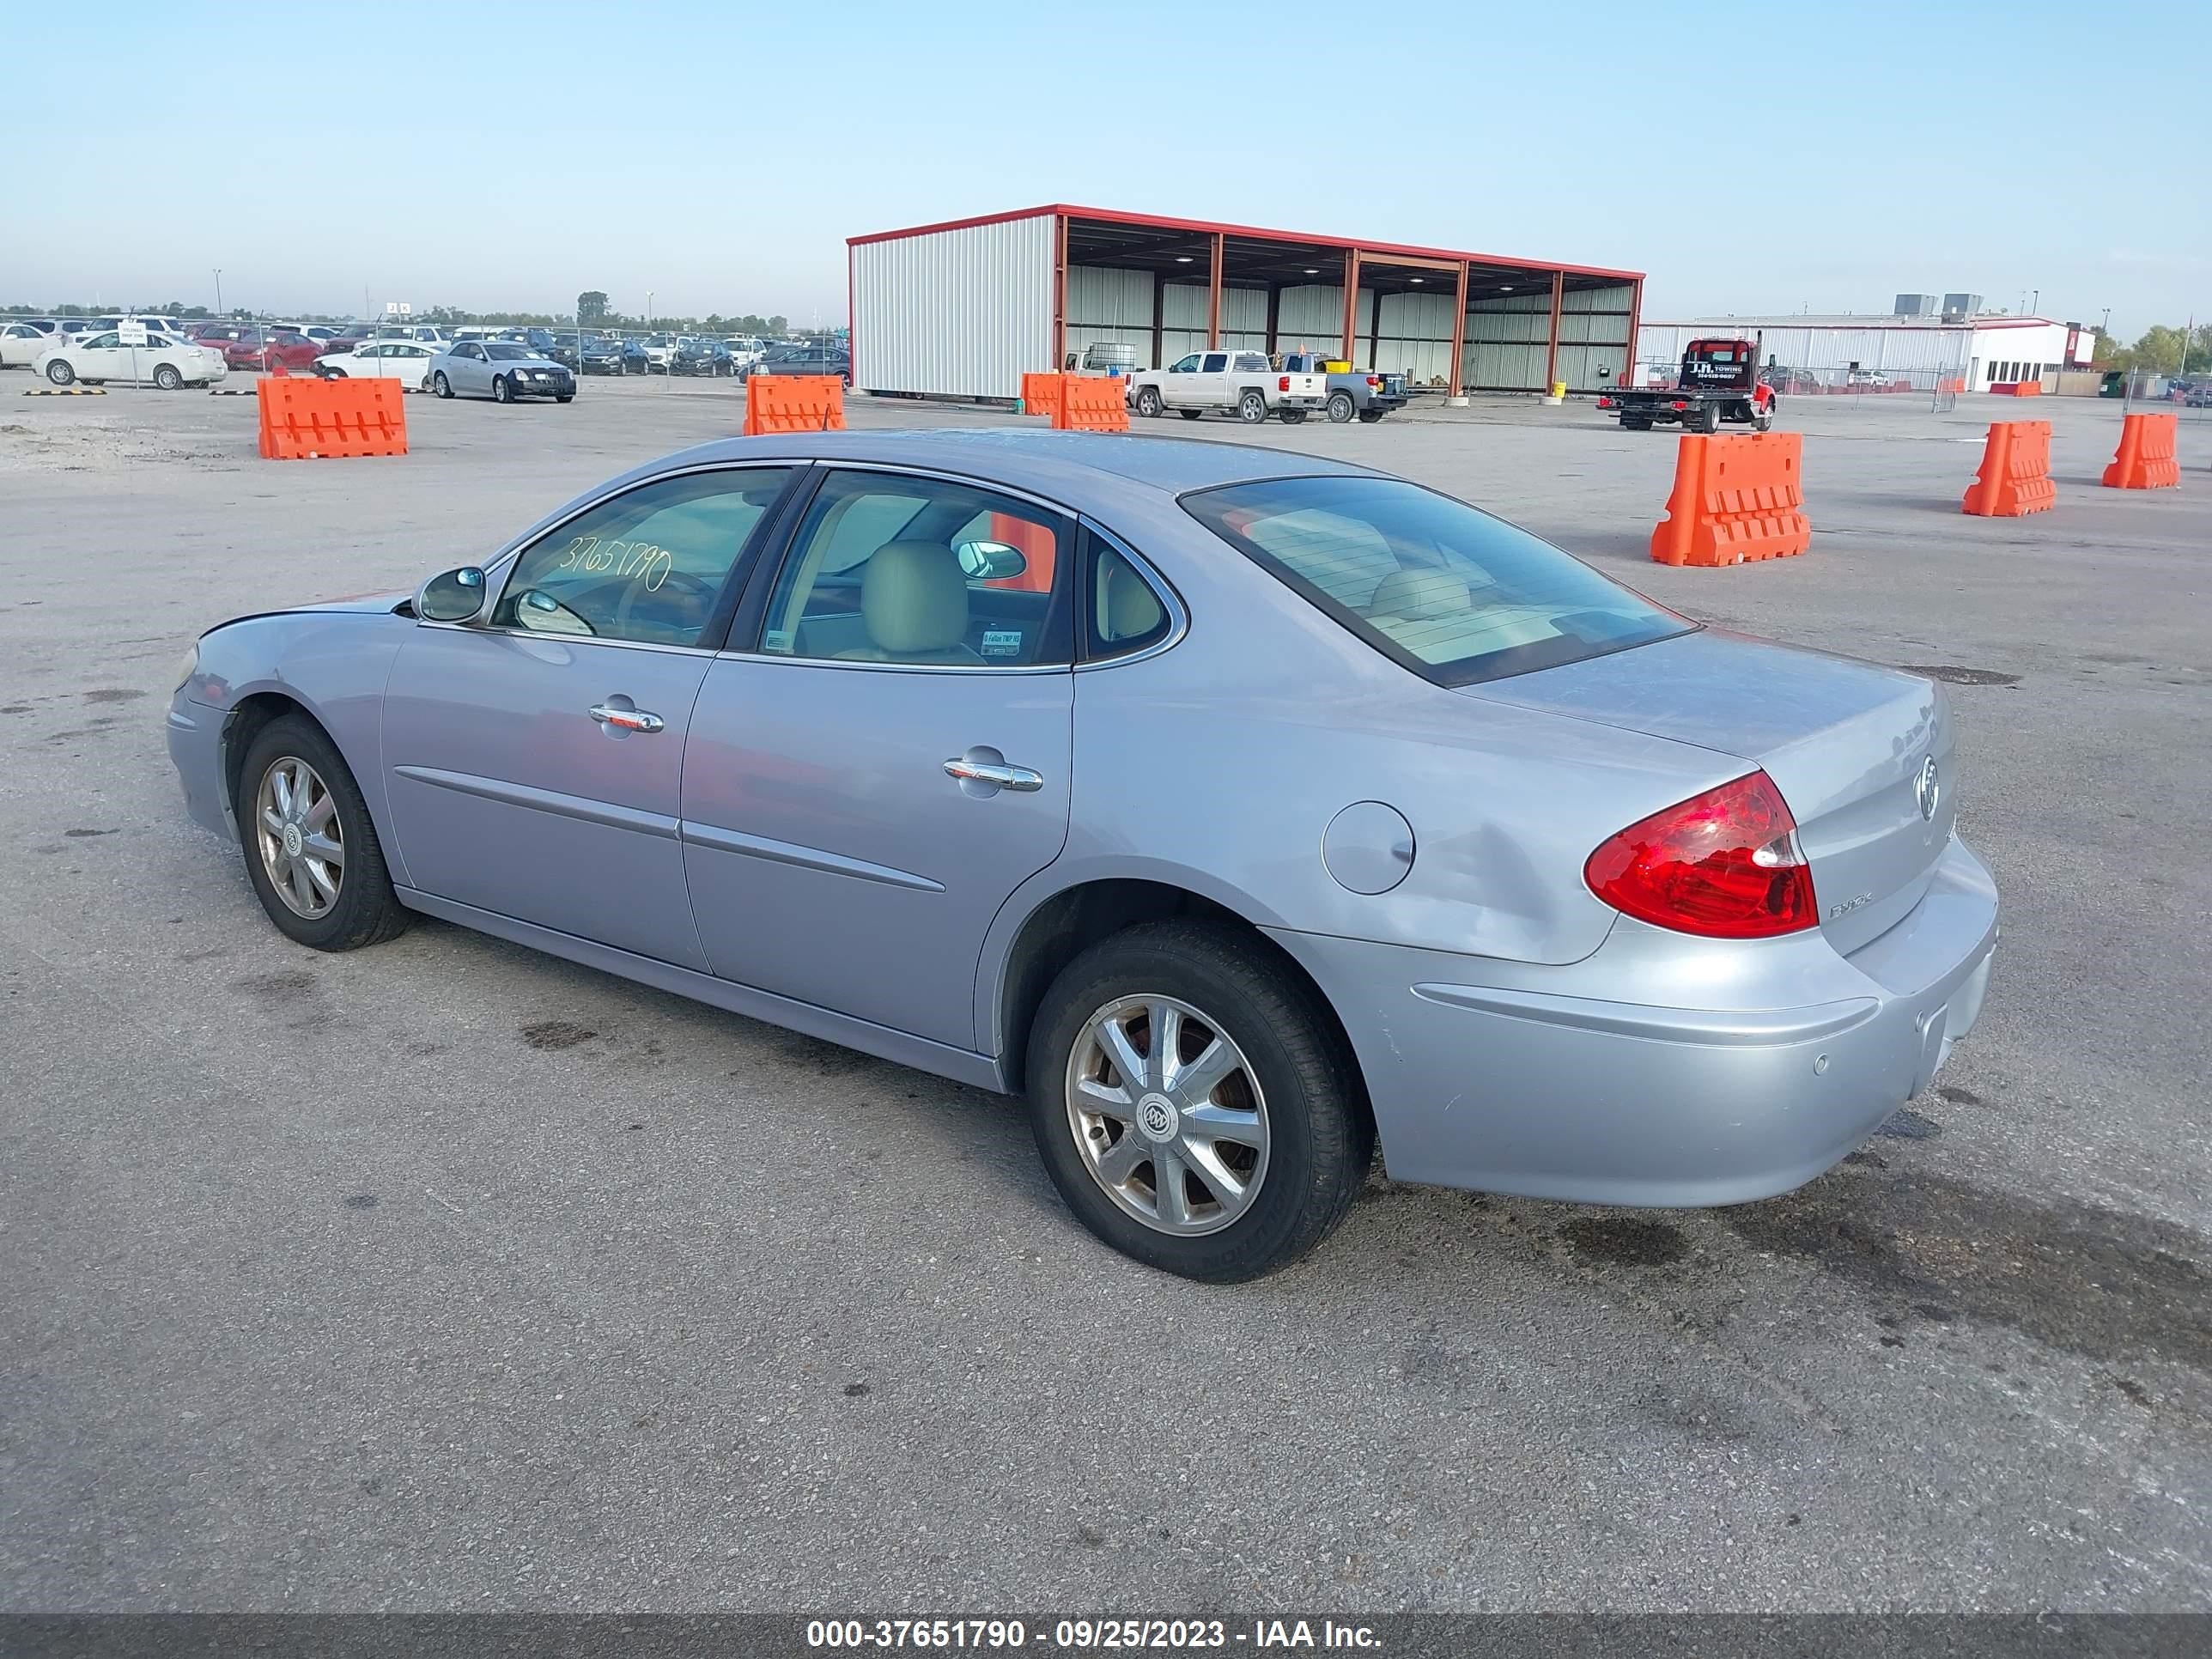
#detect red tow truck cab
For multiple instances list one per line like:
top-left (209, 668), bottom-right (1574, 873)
top-left (1604, 337), bottom-right (1777, 434)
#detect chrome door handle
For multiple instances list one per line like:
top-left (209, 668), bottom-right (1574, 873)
top-left (590, 702), bottom-right (665, 733)
top-left (943, 756), bottom-right (1043, 793)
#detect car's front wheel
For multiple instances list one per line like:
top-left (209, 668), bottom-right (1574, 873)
top-left (45, 359), bottom-right (75, 385)
top-left (153, 364), bottom-right (183, 391)
top-left (1027, 921), bottom-right (1371, 1282)
top-left (492, 375), bottom-right (513, 404)
top-left (236, 715), bottom-right (410, 952)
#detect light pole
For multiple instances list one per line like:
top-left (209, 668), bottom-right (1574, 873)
top-left (214, 269), bottom-right (223, 317)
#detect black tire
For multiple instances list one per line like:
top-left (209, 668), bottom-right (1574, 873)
top-left (1178, 409), bottom-right (1203, 422)
top-left (1279, 409), bottom-right (1308, 424)
top-left (46, 359), bottom-right (75, 385)
top-left (1025, 921), bottom-right (1372, 1283)
top-left (1356, 409), bottom-right (1385, 423)
top-left (1753, 400), bottom-right (1775, 432)
top-left (1325, 391), bottom-right (1354, 423)
top-left (153, 364), bottom-right (182, 391)
top-left (492, 374), bottom-right (512, 404)
top-left (235, 715), bottom-right (410, 953)
top-left (1621, 416), bottom-right (1651, 431)
top-left (556, 394), bottom-right (574, 404)
top-left (1134, 386), bottom-right (1163, 418)
top-left (1236, 389), bottom-right (1267, 424)
top-left (1696, 402), bottom-right (1721, 434)
top-left (323, 366), bottom-right (348, 378)
top-left (434, 372), bottom-right (453, 399)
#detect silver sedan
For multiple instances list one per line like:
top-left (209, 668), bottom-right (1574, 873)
top-left (165, 430), bottom-right (1998, 1281)
top-left (426, 339), bottom-right (575, 403)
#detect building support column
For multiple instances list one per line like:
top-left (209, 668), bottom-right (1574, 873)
top-left (1052, 215), bottom-right (1068, 372)
top-left (1544, 269), bottom-right (1565, 392)
top-left (1448, 260), bottom-right (1468, 397)
top-left (1151, 273), bottom-right (1164, 370)
top-left (1265, 284), bottom-right (1281, 357)
top-left (1622, 276), bottom-right (1644, 389)
top-left (1368, 289), bottom-right (1383, 372)
top-left (1206, 232), bottom-right (1224, 349)
top-left (1340, 248), bottom-right (1361, 364)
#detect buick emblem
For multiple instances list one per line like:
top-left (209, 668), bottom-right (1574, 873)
top-left (1136, 1093), bottom-right (1180, 1144)
top-left (1916, 756), bottom-right (1941, 822)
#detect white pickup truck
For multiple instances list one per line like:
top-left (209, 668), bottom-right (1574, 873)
top-left (1126, 348), bottom-right (1328, 425)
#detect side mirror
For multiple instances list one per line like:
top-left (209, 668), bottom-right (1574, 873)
top-left (417, 565), bottom-right (489, 623)
top-left (956, 541), bottom-right (1028, 581)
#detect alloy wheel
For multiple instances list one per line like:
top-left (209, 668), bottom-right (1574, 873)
top-left (1065, 994), bottom-right (1269, 1237)
top-left (254, 757), bottom-right (343, 920)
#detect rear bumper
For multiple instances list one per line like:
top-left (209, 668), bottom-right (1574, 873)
top-left (1267, 836), bottom-right (2000, 1206)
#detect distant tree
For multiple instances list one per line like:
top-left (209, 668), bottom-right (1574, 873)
top-left (768, 314), bottom-right (787, 335)
top-left (577, 290), bottom-right (611, 328)
top-left (2130, 325), bottom-right (2188, 375)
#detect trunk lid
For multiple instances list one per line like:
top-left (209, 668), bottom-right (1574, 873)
top-left (1460, 629), bottom-right (1954, 954)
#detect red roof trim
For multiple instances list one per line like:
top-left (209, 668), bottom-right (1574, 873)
top-left (848, 203), bottom-right (1643, 283)
top-left (1646, 317), bottom-right (2062, 331)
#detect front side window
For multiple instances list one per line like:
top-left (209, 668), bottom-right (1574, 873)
top-left (757, 470), bottom-right (1072, 666)
top-left (491, 468), bottom-right (793, 648)
top-left (1169, 355), bottom-right (1200, 373)
top-left (1182, 476), bottom-right (1691, 687)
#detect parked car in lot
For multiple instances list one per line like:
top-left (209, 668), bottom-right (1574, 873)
top-left (311, 340), bottom-right (441, 382)
top-left (1126, 349), bottom-right (1328, 424)
top-left (36, 330), bottom-right (226, 388)
top-left (165, 429), bottom-right (1998, 1282)
top-left (744, 343), bottom-right (850, 383)
top-left (500, 327), bottom-right (579, 371)
top-left (676, 337), bottom-right (732, 376)
top-left (2, 321), bottom-right (56, 368)
top-left (575, 334), bottom-right (626, 374)
top-left (620, 337), bottom-right (652, 374)
top-left (427, 339), bottom-right (575, 403)
top-left (641, 332), bottom-right (680, 368)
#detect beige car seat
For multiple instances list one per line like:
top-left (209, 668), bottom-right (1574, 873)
top-left (834, 541), bottom-right (984, 665)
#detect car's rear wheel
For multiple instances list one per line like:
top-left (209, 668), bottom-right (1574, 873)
top-left (236, 716), bottom-right (410, 953)
top-left (1279, 409), bottom-right (1308, 424)
top-left (1697, 402), bottom-right (1722, 434)
top-left (1325, 391), bottom-right (1354, 423)
top-left (434, 372), bottom-right (453, 398)
top-left (1356, 409), bottom-right (1385, 423)
top-left (1178, 409), bottom-right (1203, 422)
top-left (1622, 416), bottom-right (1651, 430)
top-left (1026, 921), bottom-right (1371, 1282)
top-left (1237, 390), bottom-right (1267, 424)
top-left (46, 359), bottom-right (75, 385)
top-left (556, 394), bottom-right (574, 404)
top-left (1134, 386), bottom-right (1163, 418)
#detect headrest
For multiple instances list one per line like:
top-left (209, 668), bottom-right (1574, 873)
top-left (862, 541), bottom-right (970, 654)
top-left (1368, 568), bottom-right (1470, 621)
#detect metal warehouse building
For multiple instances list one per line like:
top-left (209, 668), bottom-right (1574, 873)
top-left (1632, 313), bottom-right (2092, 392)
top-left (848, 204), bottom-right (1644, 402)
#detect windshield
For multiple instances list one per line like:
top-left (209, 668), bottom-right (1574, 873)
top-left (483, 343), bottom-right (535, 361)
top-left (1182, 476), bottom-right (1692, 686)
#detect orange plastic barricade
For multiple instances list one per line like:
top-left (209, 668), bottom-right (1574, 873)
top-left (1052, 374), bottom-right (1129, 434)
top-left (256, 376), bottom-right (407, 460)
top-left (2101, 411), bottom-right (2181, 489)
top-left (1020, 372), bottom-right (1063, 423)
top-left (743, 374), bottom-right (844, 436)
top-left (1649, 431), bottom-right (1810, 567)
top-left (1960, 421), bottom-right (2054, 517)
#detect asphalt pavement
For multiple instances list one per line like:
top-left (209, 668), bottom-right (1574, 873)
top-left (1, 377), bottom-right (2206, 1613)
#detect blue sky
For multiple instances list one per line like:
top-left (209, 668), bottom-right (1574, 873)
top-left (6, 0), bottom-right (2205, 333)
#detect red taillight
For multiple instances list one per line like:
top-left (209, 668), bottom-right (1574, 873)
top-left (1278, 375), bottom-right (1291, 392)
top-left (1597, 396), bottom-right (1613, 408)
top-left (1366, 375), bottom-right (1379, 386)
top-left (1672, 399), bottom-right (1688, 410)
top-left (1584, 771), bottom-right (1816, 939)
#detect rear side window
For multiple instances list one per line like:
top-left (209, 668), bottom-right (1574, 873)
top-left (1084, 532), bottom-right (1172, 661)
top-left (1235, 354), bottom-right (1268, 372)
top-left (1182, 477), bottom-right (1691, 687)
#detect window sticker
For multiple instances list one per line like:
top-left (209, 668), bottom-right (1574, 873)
top-left (980, 629), bottom-right (1024, 658)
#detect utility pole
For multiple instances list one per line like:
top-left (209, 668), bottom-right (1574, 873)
top-left (213, 269), bottom-right (223, 316)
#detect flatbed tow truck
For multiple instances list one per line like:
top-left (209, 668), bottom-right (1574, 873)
top-left (1598, 337), bottom-right (1776, 433)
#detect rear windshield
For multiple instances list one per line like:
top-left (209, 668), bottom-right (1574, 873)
top-left (1182, 476), bottom-right (1691, 686)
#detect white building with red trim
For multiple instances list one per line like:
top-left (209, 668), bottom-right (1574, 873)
top-left (1631, 313), bottom-right (2093, 392)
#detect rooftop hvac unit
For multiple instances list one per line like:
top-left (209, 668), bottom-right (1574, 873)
top-left (1942, 293), bottom-right (1984, 321)
top-left (1893, 294), bottom-right (1939, 318)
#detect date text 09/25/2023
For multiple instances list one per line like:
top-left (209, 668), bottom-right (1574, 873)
top-left (805, 1618), bottom-right (1382, 1650)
